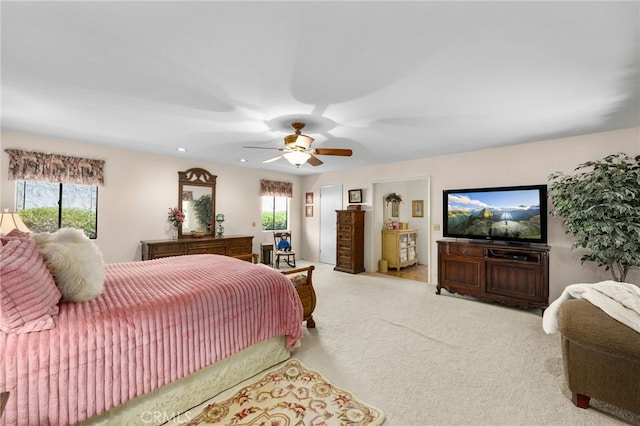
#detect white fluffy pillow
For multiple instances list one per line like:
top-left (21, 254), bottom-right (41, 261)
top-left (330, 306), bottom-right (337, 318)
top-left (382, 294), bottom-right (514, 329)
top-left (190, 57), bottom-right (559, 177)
top-left (33, 228), bottom-right (105, 302)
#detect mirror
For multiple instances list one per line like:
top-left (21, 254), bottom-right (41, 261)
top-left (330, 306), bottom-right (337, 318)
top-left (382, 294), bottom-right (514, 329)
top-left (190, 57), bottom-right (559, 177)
top-left (178, 168), bottom-right (216, 238)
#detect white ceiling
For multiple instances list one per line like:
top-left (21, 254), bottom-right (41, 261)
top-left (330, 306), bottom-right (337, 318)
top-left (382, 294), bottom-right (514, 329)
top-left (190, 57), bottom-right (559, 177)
top-left (2, 1), bottom-right (639, 175)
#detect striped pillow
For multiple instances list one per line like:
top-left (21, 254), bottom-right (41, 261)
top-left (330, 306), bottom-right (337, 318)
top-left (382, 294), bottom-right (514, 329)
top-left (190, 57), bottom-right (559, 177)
top-left (0, 238), bottom-right (62, 333)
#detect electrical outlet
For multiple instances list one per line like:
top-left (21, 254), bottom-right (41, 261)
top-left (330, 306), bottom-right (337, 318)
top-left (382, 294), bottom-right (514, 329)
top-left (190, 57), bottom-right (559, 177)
top-left (433, 224), bottom-right (440, 231)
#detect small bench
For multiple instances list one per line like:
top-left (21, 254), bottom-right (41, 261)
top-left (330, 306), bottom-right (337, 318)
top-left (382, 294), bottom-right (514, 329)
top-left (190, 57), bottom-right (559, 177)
top-left (281, 265), bottom-right (317, 328)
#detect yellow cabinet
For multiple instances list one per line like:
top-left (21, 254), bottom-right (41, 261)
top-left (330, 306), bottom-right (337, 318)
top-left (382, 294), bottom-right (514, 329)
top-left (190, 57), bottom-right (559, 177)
top-left (382, 229), bottom-right (418, 271)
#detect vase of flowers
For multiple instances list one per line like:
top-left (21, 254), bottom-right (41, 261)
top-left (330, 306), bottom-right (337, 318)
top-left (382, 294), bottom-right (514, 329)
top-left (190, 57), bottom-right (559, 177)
top-left (168, 207), bottom-right (185, 239)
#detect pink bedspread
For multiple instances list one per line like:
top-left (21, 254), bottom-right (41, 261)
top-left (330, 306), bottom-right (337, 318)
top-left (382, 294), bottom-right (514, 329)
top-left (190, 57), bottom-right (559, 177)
top-left (0, 255), bottom-right (303, 425)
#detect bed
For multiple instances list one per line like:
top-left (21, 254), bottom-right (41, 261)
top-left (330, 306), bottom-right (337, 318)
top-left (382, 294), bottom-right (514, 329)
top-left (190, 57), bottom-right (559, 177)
top-left (0, 234), bottom-right (303, 426)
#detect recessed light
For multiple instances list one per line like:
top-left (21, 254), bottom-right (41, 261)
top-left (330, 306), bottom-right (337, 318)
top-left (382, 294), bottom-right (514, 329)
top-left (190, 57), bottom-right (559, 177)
top-left (239, 158), bottom-right (247, 163)
top-left (176, 147), bottom-right (188, 152)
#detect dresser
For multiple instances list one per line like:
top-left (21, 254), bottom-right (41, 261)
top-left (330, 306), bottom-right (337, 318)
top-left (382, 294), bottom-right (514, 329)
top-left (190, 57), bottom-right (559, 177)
top-left (141, 235), bottom-right (254, 262)
top-left (334, 209), bottom-right (365, 274)
top-left (382, 229), bottom-right (418, 270)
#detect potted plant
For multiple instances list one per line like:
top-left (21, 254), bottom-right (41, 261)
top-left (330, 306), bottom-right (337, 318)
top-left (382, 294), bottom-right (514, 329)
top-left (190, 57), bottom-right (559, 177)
top-left (193, 194), bottom-right (213, 231)
top-left (384, 193), bottom-right (403, 222)
top-left (384, 192), bottom-right (403, 204)
top-left (548, 152), bottom-right (640, 282)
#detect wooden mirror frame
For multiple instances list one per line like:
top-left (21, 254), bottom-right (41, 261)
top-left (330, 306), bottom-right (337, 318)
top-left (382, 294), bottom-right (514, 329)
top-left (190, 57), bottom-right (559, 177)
top-left (178, 168), bottom-right (217, 239)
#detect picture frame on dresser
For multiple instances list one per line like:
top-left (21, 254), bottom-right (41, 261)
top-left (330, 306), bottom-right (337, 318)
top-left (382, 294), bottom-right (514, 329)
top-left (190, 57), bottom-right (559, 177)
top-left (348, 189), bottom-right (362, 203)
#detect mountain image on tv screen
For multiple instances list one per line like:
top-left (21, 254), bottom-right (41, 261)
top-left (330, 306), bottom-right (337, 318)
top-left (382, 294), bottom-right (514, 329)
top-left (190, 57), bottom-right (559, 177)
top-left (447, 189), bottom-right (542, 240)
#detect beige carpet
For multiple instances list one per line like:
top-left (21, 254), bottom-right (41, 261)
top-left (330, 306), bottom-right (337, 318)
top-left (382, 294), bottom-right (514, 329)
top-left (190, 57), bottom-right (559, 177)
top-left (289, 262), bottom-right (640, 426)
top-left (172, 261), bottom-right (639, 426)
top-left (180, 359), bottom-right (384, 425)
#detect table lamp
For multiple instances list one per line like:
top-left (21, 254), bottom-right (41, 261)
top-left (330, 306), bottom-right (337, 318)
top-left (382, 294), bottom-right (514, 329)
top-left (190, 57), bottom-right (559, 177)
top-left (0, 210), bottom-right (31, 235)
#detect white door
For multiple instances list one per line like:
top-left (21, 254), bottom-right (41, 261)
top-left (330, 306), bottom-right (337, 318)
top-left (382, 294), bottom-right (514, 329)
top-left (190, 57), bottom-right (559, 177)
top-left (319, 185), bottom-right (343, 264)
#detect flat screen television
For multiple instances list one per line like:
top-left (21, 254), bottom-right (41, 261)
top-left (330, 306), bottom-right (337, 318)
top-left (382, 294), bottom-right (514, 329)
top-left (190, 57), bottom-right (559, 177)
top-left (443, 184), bottom-right (548, 245)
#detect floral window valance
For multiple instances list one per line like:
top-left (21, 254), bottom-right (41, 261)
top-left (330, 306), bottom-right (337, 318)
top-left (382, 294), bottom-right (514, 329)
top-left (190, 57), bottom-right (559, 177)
top-left (4, 149), bottom-right (105, 186)
top-left (260, 179), bottom-right (293, 198)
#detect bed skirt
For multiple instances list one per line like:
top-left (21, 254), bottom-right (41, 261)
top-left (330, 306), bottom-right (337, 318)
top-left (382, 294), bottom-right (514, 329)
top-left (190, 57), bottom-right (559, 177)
top-left (80, 336), bottom-right (291, 426)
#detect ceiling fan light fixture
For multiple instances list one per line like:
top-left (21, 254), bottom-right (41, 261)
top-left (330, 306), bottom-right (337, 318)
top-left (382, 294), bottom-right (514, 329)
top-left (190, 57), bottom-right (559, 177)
top-left (284, 134), bottom-right (313, 149)
top-left (284, 151), bottom-right (311, 167)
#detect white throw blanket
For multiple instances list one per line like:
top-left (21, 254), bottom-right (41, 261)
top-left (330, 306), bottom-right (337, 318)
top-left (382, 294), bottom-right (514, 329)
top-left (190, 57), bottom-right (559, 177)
top-left (542, 280), bottom-right (640, 334)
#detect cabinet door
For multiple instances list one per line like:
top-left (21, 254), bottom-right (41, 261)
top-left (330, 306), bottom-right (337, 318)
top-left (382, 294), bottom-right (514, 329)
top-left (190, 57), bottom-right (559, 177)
top-left (381, 231), bottom-right (398, 267)
top-left (407, 232), bottom-right (417, 260)
top-left (440, 255), bottom-right (485, 290)
top-left (485, 260), bottom-right (541, 302)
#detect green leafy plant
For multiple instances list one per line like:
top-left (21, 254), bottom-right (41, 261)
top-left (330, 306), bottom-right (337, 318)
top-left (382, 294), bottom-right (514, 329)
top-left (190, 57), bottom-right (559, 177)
top-left (193, 194), bottom-right (212, 230)
top-left (384, 192), bottom-right (403, 204)
top-left (548, 152), bottom-right (640, 282)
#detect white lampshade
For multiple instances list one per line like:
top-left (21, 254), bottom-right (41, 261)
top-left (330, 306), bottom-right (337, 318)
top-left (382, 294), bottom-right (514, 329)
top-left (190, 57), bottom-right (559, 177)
top-left (0, 211), bottom-right (31, 235)
top-left (284, 151), bottom-right (311, 167)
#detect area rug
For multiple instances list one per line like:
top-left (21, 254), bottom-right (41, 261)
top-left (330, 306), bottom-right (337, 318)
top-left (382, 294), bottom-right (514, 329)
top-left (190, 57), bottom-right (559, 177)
top-left (183, 359), bottom-right (385, 425)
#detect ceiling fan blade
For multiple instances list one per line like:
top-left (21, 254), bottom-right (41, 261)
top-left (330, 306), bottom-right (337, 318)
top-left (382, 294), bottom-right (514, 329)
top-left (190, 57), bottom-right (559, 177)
top-left (262, 155), bottom-right (284, 164)
top-left (312, 148), bottom-right (353, 157)
top-left (307, 154), bottom-right (324, 166)
top-left (243, 146), bottom-right (284, 151)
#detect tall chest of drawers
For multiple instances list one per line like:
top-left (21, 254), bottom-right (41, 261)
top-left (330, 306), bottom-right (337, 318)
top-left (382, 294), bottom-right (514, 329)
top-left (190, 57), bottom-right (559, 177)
top-left (334, 209), bottom-right (365, 274)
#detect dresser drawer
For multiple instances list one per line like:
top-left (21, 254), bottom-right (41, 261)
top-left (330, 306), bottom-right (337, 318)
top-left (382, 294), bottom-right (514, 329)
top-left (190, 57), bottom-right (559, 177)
top-left (338, 225), bottom-right (353, 234)
top-left (228, 245), bottom-right (251, 256)
top-left (226, 237), bottom-right (252, 256)
top-left (338, 214), bottom-right (354, 224)
top-left (226, 237), bottom-right (251, 248)
top-left (186, 240), bottom-right (225, 255)
top-left (447, 244), bottom-right (484, 258)
top-left (337, 240), bottom-right (353, 251)
top-left (147, 242), bottom-right (187, 258)
top-left (336, 254), bottom-right (352, 268)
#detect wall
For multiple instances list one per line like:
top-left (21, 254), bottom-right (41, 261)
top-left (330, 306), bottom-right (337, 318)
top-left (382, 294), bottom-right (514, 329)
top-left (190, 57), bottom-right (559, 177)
top-left (3, 128), bottom-right (639, 301)
top-left (301, 127), bottom-right (640, 300)
top-left (0, 130), bottom-right (302, 263)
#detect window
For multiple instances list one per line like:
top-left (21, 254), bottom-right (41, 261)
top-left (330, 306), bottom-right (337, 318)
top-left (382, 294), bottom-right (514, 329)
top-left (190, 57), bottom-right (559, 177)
top-left (16, 180), bottom-right (98, 238)
top-left (261, 196), bottom-right (289, 231)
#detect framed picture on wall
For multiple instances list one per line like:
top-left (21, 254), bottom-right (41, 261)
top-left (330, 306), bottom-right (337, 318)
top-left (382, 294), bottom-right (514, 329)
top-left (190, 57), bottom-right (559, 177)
top-left (305, 205), bottom-right (313, 217)
top-left (412, 200), bottom-right (424, 217)
top-left (305, 192), bottom-right (314, 204)
top-left (348, 189), bottom-right (363, 203)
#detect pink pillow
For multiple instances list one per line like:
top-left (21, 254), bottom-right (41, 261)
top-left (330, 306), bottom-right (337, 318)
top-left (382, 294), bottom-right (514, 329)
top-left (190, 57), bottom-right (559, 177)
top-left (0, 238), bottom-right (62, 333)
top-left (0, 228), bottom-right (31, 245)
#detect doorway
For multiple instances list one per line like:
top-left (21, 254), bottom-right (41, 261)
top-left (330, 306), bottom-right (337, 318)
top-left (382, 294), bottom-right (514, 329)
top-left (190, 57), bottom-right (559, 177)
top-left (378, 264), bottom-right (429, 282)
top-left (319, 184), bottom-right (343, 264)
top-left (372, 177), bottom-right (431, 282)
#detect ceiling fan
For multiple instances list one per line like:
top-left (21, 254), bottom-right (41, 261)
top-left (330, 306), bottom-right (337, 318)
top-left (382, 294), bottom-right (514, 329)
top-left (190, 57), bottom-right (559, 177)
top-left (244, 122), bottom-right (353, 167)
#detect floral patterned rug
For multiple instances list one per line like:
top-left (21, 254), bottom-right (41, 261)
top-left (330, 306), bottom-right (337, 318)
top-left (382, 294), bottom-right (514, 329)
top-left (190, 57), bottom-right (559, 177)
top-left (184, 359), bottom-right (385, 425)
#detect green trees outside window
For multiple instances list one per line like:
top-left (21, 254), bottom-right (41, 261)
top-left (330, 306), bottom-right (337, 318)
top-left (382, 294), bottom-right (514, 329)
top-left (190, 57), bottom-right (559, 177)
top-left (16, 181), bottom-right (98, 238)
top-left (262, 196), bottom-right (288, 231)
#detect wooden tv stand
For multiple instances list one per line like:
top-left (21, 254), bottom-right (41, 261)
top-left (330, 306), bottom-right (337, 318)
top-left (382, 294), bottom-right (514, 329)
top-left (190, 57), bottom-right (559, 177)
top-left (436, 239), bottom-right (550, 311)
